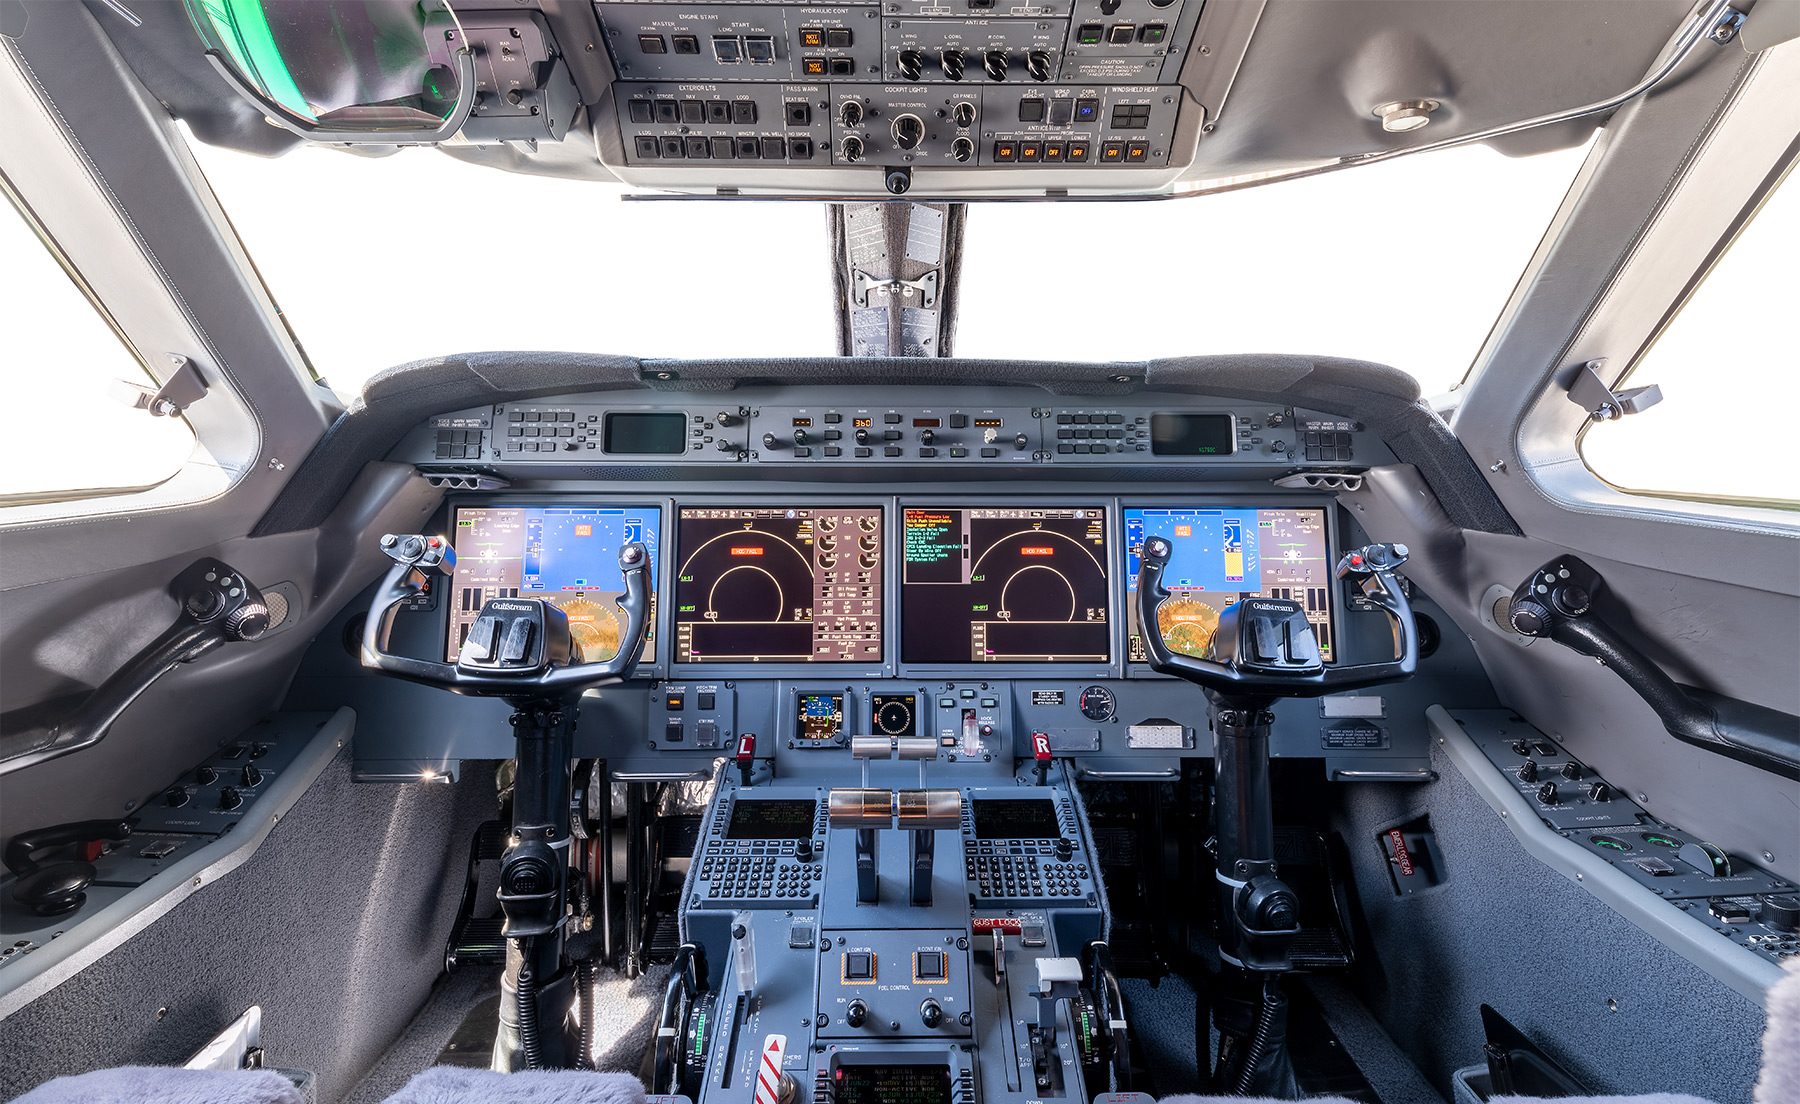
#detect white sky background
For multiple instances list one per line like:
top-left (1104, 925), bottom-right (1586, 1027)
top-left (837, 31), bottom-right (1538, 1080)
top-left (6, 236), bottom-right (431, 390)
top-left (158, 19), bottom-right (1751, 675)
top-left (190, 137), bottom-right (1589, 397)
top-left (2, 129), bottom-right (1791, 504)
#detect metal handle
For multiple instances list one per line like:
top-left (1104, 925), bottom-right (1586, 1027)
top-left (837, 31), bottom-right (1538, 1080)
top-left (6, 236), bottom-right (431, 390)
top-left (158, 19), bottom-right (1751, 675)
top-left (1075, 767), bottom-right (1182, 781)
top-left (202, 47), bottom-right (478, 145)
top-left (1329, 769), bottom-right (1437, 782)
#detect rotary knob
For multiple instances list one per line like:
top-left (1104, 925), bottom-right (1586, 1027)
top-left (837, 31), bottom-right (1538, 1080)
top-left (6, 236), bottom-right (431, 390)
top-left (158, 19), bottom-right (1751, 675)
top-left (920, 998), bottom-right (944, 1028)
top-left (1516, 759), bottom-right (1538, 783)
top-left (1026, 50), bottom-right (1052, 81)
top-left (715, 412), bottom-right (738, 428)
top-left (195, 765), bottom-right (218, 786)
top-left (845, 999), bottom-right (868, 1028)
top-left (950, 137), bottom-right (974, 162)
top-left (1759, 893), bottom-right (1800, 933)
top-left (218, 786), bottom-right (244, 812)
top-left (225, 602), bottom-right (271, 641)
top-left (1536, 782), bottom-right (1560, 806)
top-left (1561, 761), bottom-right (1584, 781)
top-left (940, 49), bottom-right (966, 81)
top-left (952, 101), bottom-right (976, 128)
top-left (164, 787), bottom-right (191, 808)
top-left (897, 49), bottom-right (925, 80)
top-left (761, 433), bottom-right (785, 451)
top-left (841, 135), bottom-right (865, 163)
top-left (240, 764), bottom-right (264, 788)
top-left (892, 114), bottom-right (925, 151)
top-left (840, 100), bottom-right (864, 129)
top-left (918, 429), bottom-right (936, 446)
top-left (1509, 598), bottom-right (1552, 636)
top-left (983, 49), bottom-right (1009, 81)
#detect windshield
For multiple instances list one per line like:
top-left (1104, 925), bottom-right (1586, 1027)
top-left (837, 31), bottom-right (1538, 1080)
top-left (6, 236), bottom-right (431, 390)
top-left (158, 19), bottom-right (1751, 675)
top-left (188, 135), bottom-right (1590, 401)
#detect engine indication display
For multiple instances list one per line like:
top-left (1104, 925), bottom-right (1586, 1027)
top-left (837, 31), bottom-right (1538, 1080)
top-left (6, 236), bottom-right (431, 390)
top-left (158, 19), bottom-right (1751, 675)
top-left (673, 507), bottom-right (884, 663)
top-left (1124, 506), bottom-right (1334, 662)
top-left (446, 506), bottom-right (660, 662)
top-left (902, 507), bottom-right (1111, 664)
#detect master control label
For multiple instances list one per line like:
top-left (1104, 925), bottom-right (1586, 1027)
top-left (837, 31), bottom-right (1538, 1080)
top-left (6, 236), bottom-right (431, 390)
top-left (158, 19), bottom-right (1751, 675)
top-left (1322, 722), bottom-right (1388, 750)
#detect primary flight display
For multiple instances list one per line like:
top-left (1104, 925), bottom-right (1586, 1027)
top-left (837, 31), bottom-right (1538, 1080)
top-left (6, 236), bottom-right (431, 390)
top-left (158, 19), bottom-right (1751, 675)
top-left (1124, 506), bottom-right (1335, 662)
top-left (447, 505), bottom-right (661, 662)
top-left (672, 507), bottom-right (885, 663)
top-left (901, 507), bottom-right (1112, 664)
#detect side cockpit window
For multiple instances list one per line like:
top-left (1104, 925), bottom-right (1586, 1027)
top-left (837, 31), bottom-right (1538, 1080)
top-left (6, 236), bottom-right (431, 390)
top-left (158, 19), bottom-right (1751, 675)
top-left (0, 181), bottom-right (195, 505)
top-left (1579, 165), bottom-right (1796, 508)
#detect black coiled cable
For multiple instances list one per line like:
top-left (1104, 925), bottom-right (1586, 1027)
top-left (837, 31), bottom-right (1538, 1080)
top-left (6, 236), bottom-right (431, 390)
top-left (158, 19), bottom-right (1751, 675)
top-left (516, 942), bottom-right (544, 1071)
top-left (1234, 978), bottom-right (1282, 1095)
top-left (575, 957), bottom-right (597, 1070)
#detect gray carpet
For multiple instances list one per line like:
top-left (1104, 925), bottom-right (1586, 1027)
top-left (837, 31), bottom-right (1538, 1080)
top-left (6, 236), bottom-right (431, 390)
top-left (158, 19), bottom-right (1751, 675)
top-left (342, 964), bottom-right (668, 1104)
top-left (343, 970), bottom-right (501, 1104)
top-left (1120, 973), bottom-right (1204, 1097)
top-left (1303, 976), bottom-right (1446, 1104)
top-left (1333, 737), bottom-right (1766, 1104)
top-left (0, 750), bottom-right (496, 1104)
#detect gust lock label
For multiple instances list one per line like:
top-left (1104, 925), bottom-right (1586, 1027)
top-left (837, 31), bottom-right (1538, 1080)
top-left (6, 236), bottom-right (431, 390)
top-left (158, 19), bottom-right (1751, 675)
top-left (1387, 828), bottom-right (1416, 877)
top-left (753, 1034), bottom-right (787, 1104)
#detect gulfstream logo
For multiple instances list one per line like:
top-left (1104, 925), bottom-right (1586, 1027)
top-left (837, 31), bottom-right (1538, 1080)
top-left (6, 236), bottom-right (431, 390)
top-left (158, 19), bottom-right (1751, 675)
top-left (1247, 600), bottom-right (1289, 611)
top-left (488, 601), bottom-right (534, 612)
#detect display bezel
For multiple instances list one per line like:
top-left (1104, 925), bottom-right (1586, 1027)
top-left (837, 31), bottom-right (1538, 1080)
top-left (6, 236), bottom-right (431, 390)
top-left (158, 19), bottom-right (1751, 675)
top-left (439, 496), bottom-right (673, 672)
top-left (1119, 496), bottom-right (1340, 672)
top-left (669, 499), bottom-right (892, 677)
top-left (894, 499), bottom-right (1118, 679)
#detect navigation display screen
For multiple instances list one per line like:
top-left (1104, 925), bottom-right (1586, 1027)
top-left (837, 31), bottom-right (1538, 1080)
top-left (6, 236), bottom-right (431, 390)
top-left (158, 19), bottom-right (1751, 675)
top-left (972, 798), bottom-right (1061, 839)
top-left (834, 1064), bottom-right (953, 1104)
top-left (902, 507), bottom-right (1111, 664)
top-left (726, 798), bottom-right (818, 840)
top-left (1124, 506), bottom-right (1334, 663)
top-left (447, 506), bottom-right (660, 662)
top-left (672, 507), bottom-right (884, 663)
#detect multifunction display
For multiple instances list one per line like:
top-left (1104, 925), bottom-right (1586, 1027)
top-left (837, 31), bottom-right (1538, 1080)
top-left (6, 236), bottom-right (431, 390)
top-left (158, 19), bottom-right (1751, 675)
top-left (725, 798), bottom-right (818, 840)
top-left (1124, 507), bottom-right (1335, 662)
top-left (447, 506), bottom-right (660, 662)
top-left (971, 798), bottom-right (1060, 840)
top-left (833, 1064), bottom-right (953, 1104)
top-left (673, 507), bottom-right (884, 663)
top-left (901, 507), bottom-right (1111, 664)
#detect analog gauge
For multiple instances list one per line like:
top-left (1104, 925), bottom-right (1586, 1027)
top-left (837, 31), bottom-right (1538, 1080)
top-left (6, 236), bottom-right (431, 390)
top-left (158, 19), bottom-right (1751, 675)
top-left (872, 694), bottom-right (917, 737)
top-left (1078, 685), bottom-right (1116, 722)
top-left (818, 534), bottom-right (839, 552)
top-left (817, 515), bottom-right (839, 533)
top-left (817, 552), bottom-right (838, 570)
top-left (858, 514), bottom-right (879, 533)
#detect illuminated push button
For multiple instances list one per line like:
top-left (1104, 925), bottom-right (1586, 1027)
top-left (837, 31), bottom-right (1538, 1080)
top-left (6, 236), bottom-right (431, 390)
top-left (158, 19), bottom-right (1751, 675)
top-left (916, 950), bottom-right (947, 980)
top-left (993, 140), bottom-right (1018, 162)
top-left (844, 952), bottom-right (875, 981)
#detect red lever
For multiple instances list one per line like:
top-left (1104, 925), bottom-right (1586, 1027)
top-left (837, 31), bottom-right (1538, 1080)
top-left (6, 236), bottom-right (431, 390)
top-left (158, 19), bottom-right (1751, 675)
top-left (736, 732), bottom-right (756, 787)
top-left (1031, 732), bottom-right (1052, 786)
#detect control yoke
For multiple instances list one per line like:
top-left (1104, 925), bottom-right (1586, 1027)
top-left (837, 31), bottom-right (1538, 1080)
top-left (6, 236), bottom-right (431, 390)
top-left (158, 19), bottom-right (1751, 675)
top-left (1508, 556), bottom-right (1799, 781)
top-left (359, 535), bottom-right (653, 698)
top-left (1135, 539), bottom-right (1419, 698)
